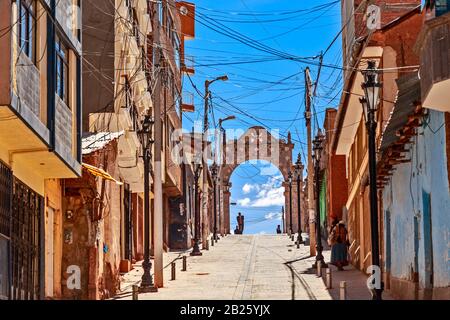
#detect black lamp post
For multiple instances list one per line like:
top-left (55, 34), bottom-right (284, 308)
top-left (191, 157), bottom-right (203, 256)
top-left (138, 115), bottom-right (157, 293)
top-left (217, 115), bottom-right (235, 237)
top-left (211, 163), bottom-right (219, 242)
top-left (361, 60), bottom-right (383, 300)
top-left (288, 171), bottom-right (293, 237)
top-left (294, 154), bottom-right (304, 244)
top-left (313, 130), bottom-right (327, 268)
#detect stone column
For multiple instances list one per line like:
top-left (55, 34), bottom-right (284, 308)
top-left (223, 184), bottom-right (231, 234)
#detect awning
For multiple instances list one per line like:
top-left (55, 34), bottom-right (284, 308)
top-left (82, 131), bottom-right (124, 155)
top-left (82, 163), bottom-right (124, 185)
top-left (379, 73), bottom-right (421, 152)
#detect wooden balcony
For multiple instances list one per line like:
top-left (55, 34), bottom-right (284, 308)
top-left (181, 55), bottom-right (195, 75)
top-left (181, 92), bottom-right (195, 112)
top-left (415, 12), bottom-right (450, 112)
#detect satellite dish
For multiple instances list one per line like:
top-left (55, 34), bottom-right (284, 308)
top-left (366, 4), bottom-right (381, 30)
top-left (179, 5), bottom-right (188, 16)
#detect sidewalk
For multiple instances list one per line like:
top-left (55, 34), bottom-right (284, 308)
top-left (113, 234), bottom-right (394, 300)
top-left (320, 248), bottom-right (394, 300)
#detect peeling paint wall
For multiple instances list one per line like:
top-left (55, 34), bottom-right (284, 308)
top-left (383, 109), bottom-right (450, 298)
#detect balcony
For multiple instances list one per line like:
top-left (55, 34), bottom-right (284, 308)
top-left (415, 10), bottom-right (450, 112)
top-left (181, 92), bottom-right (195, 112)
top-left (176, 2), bottom-right (195, 40)
top-left (181, 55), bottom-right (195, 75)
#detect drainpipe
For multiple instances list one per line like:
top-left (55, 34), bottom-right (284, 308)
top-left (47, 0), bottom-right (56, 151)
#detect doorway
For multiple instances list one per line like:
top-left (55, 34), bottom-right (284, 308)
top-left (422, 190), bottom-right (434, 289)
top-left (45, 207), bottom-right (55, 298)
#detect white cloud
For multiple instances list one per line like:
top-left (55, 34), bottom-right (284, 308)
top-left (237, 198), bottom-right (251, 206)
top-left (251, 186), bottom-right (285, 207)
top-left (237, 175), bottom-right (285, 208)
top-left (242, 183), bottom-right (258, 194)
top-left (264, 212), bottom-right (283, 221)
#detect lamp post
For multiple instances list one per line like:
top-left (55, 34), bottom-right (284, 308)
top-left (361, 60), bottom-right (383, 300)
top-left (203, 76), bottom-right (228, 247)
top-left (288, 171), bottom-right (293, 236)
top-left (217, 115), bottom-right (235, 236)
top-left (313, 130), bottom-right (327, 268)
top-left (294, 154), bottom-right (304, 244)
top-left (191, 158), bottom-right (203, 256)
top-left (210, 163), bottom-right (219, 243)
top-left (137, 115), bottom-right (157, 293)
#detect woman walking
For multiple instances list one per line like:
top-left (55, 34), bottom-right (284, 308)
top-left (328, 220), bottom-right (349, 271)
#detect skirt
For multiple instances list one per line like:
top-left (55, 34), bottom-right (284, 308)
top-left (330, 243), bottom-right (349, 266)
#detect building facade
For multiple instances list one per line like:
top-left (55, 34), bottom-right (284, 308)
top-left (320, 108), bottom-right (348, 237)
top-left (376, 1), bottom-right (450, 299)
top-left (334, 0), bottom-right (422, 272)
top-left (0, 0), bottom-right (82, 300)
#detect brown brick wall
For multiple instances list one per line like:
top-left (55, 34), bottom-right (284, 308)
top-left (324, 109), bottom-right (348, 223)
top-left (61, 140), bottom-right (122, 300)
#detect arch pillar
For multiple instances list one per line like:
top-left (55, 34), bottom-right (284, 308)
top-left (222, 183), bottom-right (231, 234)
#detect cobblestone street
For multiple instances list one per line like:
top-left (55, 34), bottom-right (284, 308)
top-left (115, 235), bottom-right (390, 300)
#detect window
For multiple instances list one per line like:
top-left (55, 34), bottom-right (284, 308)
top-left (173, 34), bottom-right (181, 69)
top-left (55, 35), bottom-right (69, 105)
top-left (169, 122), bottom-right (176, 150)
top-left (18, 0), bottom-right (36, 62)
top-left (158, 2), bottom-right (164, 25)
top-left (166, 11), bottom-right (174, 39)
top-left (435, 0), bottom-right (450, 16)
top-left (175, 91), bottom-right (181, 116)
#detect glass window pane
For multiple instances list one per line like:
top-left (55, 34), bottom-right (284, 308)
top-left (64, 63), bottom-right (69, 103)
top-left (20, 5), bottom-right (27, 51)
top-left (436, 0), bottom-right (449, 16)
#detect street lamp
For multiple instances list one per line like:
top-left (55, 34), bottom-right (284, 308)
top-left (204, 75), bottom-right (229, 137)
top-left (217, 115), bottom-right (235, 237)
top-left (294, 154), bottom-right (304, 245)
top-left (191, 156), bottom-right (203, 256)
top-left (288, 171), bottom-right (293, 237)
top-left (313, 130), bottom-right (327, 268)
top-left (361, 60), bottom-right (383, 300)
top-left (137, 115), bottom-right (157, 293)
top-left (202, 75), bottom-right (229, 248)
top-left (210, 163), bottom-right (219, 243)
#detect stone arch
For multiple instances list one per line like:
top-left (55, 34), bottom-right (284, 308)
top-left (218, 126), bottom-right (300, 234)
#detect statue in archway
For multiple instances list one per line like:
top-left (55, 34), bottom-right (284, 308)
top-left (235, 212), bottom-right (244, 234)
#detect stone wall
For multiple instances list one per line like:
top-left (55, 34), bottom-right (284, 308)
top-left (61, 140), bottom-right (122, 300)
top-left (16, 52), bottom-right (40, 117)
top-left (56, 95), bottom-right (73, 155)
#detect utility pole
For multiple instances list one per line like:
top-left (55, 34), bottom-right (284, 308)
top-left (202, 76), bottom-right (228, 248)
top-left (202, 81), bottom-right (210, 250)
top-left (305, 67), bottom-right (316, 256)
top-left (152, 1), bottom-right (164, 288)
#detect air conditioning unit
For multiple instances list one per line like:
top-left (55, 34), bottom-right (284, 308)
top-left (140, 13), bottom-right (152, 35)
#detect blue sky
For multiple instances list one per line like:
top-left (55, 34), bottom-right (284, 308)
top-left (182, 0), bottom-right (343, 234)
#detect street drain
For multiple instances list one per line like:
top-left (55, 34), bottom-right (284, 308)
top-left (196, 273), bottom-right (210, 276)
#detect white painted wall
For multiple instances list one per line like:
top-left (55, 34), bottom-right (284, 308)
top-left (383, 109), bottom-right (450, 289)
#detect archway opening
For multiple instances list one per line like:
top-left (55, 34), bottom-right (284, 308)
top-left (229, 160), bottom-right (285, 235)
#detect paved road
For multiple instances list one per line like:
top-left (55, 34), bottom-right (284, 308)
top-left (116, 234), bottom-right (335, 300)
